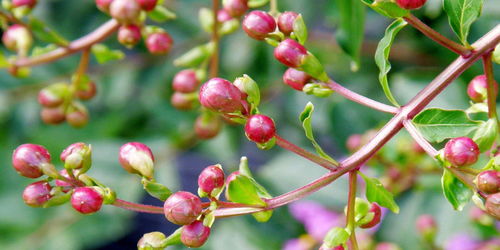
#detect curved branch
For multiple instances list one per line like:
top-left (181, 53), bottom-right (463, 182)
top-left (13, 19), bottom-right (120, 67)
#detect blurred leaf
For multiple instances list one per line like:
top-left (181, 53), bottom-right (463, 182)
top-left (299, 102), bottom-right (336, 162)
top-left (0, 50), bottom-right (9, 68)
top-left (199, 8), bottom-right (213, 33)
top-left (360, 172), bottom-right (400, 213)
top-left (472, 118), bottom-right (498, 152)
top-left (292, 14), bottom-right (308, 45)
top-left (28, 18), bottom-right (68, 46)
top-left (91, 44), bottom-right (125, 64)
top-left (335, 0), bottom-right (365, 71)
top-left (31, 44), bottom-right (58, 57)
top-left (248, 0), bottom-right (269, 8)
top-left (412, 108), bottom-right (481, 143)
top-left (323, 227), bottom-right (350, 248)
top-left (360, 0), bottom-right (409, 18)
top-left (375, 18), bottom-right (407, 107)
top-left (441, 169), bottom-right (472, 210)
top-left (148, 5), bottom-right (176, 22)
top-left (443, 0), bottom-right (484, 45)
top-left (173, 42), bottom-right (214, 68)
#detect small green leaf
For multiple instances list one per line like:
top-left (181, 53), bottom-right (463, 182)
top-left (359, 172), bottom-right (399, 213)
top-left (412, 108), bottom-right (482, 143)
top-left (292, 14), bottom-right (308, 45)
top-left (199, 8), bottom-right (214, 33)
top-left (335, 0), bottom-right (365, 71)
top-left (360, 0), bottom-right (409, 18)
top-left (248, 0), bottom-right (269, 8)
top-left (375, 18), bottom-right (407, 107)
top-left (142, 178), bottom-right (172, 201)
top-left (28, 17), bottom-right (68, 46)
top-left (441, 169), bottom-right (472, 210)
top-left (443, 0), bottom-right (484, 45)
top-left (91, 44), bottom-right (125, 64)
top-left (31, 44), bottom-right (58, 57)
top-left (472, 119), bottom-right (498, 152)
top-left (323, 227), bottom-right (350, 248)
top-left (173, 42), bottom-right (214, 68)
top-left (299, 102), bottom-right (337, 163)
top-left (225, 174), bottom-right (266, 206)
top-left (148, 5), bottom-right (176, 22)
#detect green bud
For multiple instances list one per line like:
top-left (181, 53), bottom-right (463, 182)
top-left (322, 227), bottom-right (350, 249)
top-left (300, 52), bottom-right (328, 82)
top-left (138, 232), bottom-right (167, 250)
top-left (303, 83), bottom-right (333, 97)
top-left (233, 74), bottom-right (260, 109)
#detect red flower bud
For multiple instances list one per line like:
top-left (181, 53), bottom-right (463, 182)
top-left (198, 165), bottom-right (225, 196)
top-left (181, 220), bottom-right (211, 248)
top-left (60, 142), bottom-right (92, 170)
top-left (476, 170), bottom-right (500, 194)
top-left (360, 203), bottom-right (382, 229)
top-left (136, 0), bottom-right (157, 11)
top-left (118, 24), bottom-right (142, 47)
top-left (173, 69), bottom-right (200, 93)
top-left (242, 11), bottom-right (277, 40)
top-left (76, 81), bottom-right (97, 100)
top-left (118, 142), bottom-right (155, 179)
top-left (12, 0), bottom-right (37, 8)
top-left (245, 114), bottom-right (276, 143)
top-left (146, 31), bottom-right (173, 55)
top-left (12, 144), bottom-right (51, 178)
top-left (96, 0), bottom-right (114, 12)
top-left (277, 11), bottom-right (299, 35)
top-left (66, 104), bottom-right (89, 128)
top-left (110, 0), bottom-right (141, 24)
top-left (23, 181), bottom-right (52, 207)
top-left (444, 137), bottom-right (479, 167)
top-left (274, 38), bottom-right (307, 68)
top-left (467, 75), bottom-right (499, 103)
top-left (171, 92), bottom-right (197, 110)
top-left (38, 83), bottom-right (68, 108)
top-left (395, 0), bottom-right (427, 10)
top-left (71, 187), bottom-right (104, 214)
top-left (199, 78), bottom-right (244, 113)
top-left (485, 192), bottom-right (500, 220)
top-left (222, 0), bottom-right (248, 17)
top-left (163, 191), bottom-right (202, 225)
top-left (282, 68), bottom-right (311, 91)
top-left (2, 24), bottom-right (33, 55)
top-left (40, 106), bottom-right (66, 125)
top-left (194, 113), bottom-right (222, 139)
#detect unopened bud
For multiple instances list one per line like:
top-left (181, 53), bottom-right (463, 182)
top-left (118, 142), bottom-right (155, 179)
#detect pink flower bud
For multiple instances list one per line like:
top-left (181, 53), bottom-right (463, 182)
top-left (244, 114), bottom-right (276, 143)
top-left (12, 0), bottom-right (37, 8)
top-left (277, 11), bottom-right (299, 35)
top-left (467, 75), bottom-right (499, 103)
top-left (136, 0), bottom-right (157, 11)
top-left (346, 134), bottom-right (362, 152)
top-left (199, 78), bottom-right (244, 113)
top-left (2, 24), bottom-right (33, 55)
top-left (163, 191), bottom-right (202, 225)
top-left (40, 106), bottom-right (66, 125)
top-left (118, 24), bottom-right (142, 47)
top-left (60, 142), bottom-right (92, 170)
top-left (485, 193), bottom-right (500, 220)
top-left (38, 83), bottom-right (68, 108)
top-left (55, 169), bottom-right (76, 189)
top-left (222, 0), bottom-right (248, 17)
top-left (66, 104), bottom-right (89, 128)
top-left (137, 232), bottom-right (166, 250)
top-left (274, 38), bottom-right (307, 68)
top-left (12, 144), bottom-right (51, 178)
top-left (118, 142), bottom-right (155, 179)
top-left (375, 242), bottom-right (401, 250)
top-left (444, 137), bottom-right (479, 167)
top-left (96, 0), bottom-right (114, 12)
top-left (415, 214), bottom-right (437, 237)
top-left (242, 11), bottom-right (276, 40)
top-left (217, 9), bottom-right (233, 23)
top-left (198, 165), bottom-right (225, 196)
top-left (359, 203), bottom-right (382, 229)
top-left (76, 81), bottom-right (97, 100)
top-left (282, 68), bottom-right (311, 91)
top-left (23, 181), bottom-right (52, 207)
top-left (146, 31), bottom-right (173, 55)
top-left (173, 69), bottom-right (200, 93)
top-left (395, 0), bottom-right (427, 9)
top-left (171, 92), bottom-right (197, 110)
top-left (476, 170), bottom-right (500, 194)
top-left (181, 220), bottom-right (211, 248)
top-left (71, 187), bottom-right (104, 214)
top-left (194, 114), bottom-right (222, 139)
top-left (110, 0), bottom-right (141, 24)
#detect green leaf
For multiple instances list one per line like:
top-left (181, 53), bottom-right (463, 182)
top-left (248, 0), bottom-right (269, 8)
top-left (0, 50), bottom-right (9, 68)
top-left (28, 17), bottom-right (69, 46)
top-left (472, 118), bottom-right (498, 152)
top-left (375, 18), bottom-right (407, 107)
top-left (299, 102), bottom-right (336, 163)
top-left (199, 8), bottom-right (214, 33)
top-left (360, 0), bottom-right (409, 18)
top-left (292, 14), bottom-right (308, 45)
top-left (359, 172), bottom-right (399, 213)
top-left (412, 108), bottom-right (482, 143)
top-left (443, 0), bottom-right (484, 45)
top-left (148, 5), bottom-right (176, 22)
top-left (142, 178), bottom-right (172, 201)
top-left (225, 174), bottom-right (266, 206)
top-left (323, 227), bottom-right (350, 248)
top-left (91, 44), bottom-right (125, 64)
top-left (335, 0), bottom-right (365, 71)
top-left (441, 169), bottom-right (472, 210)
top-left (173, 42), bottom-right (214, 67)
top-left (31, 44), bottom-right (58, 57)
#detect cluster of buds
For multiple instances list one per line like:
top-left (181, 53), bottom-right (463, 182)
top-left (38, 79), bottom-right (96, 128)
top-left (12, 143), bottom-right (114, 214)
top-left (475, 170), bottom-right (500, 219)
top-left (96, 0), bottom-right (174, 54)
top-left (2, 0), bottom-right (38, 18)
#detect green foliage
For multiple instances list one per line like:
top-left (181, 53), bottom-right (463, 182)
top-left (91, 44), bottom-right (125, 64)
top-left (360, 0), bottom-right (409, 18)
top-left (441, 169), bottom-right (472, 211)
top-left (335, 0), bottom-right (365, 70)
top-left (443, 0), bottom-right (484, 45)
top-left (359, 172), bottom-right (400, 213)
top-left (299, 102), bottom-right (336, 163)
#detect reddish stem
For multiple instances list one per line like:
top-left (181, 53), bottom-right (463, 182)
top-left (403, 119), bottom-right (438, 156)
top-left (482, 52), bottom-right (499, 123)
top-left (209, 0), bottom-right (220, 78)
top-left (113, 199), bottom-right (165, 214)
top-left (346, 171), bottom-right (359, 250)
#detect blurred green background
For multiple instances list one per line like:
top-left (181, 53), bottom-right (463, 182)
top-left (0, 0), bottom-right (499, 249)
